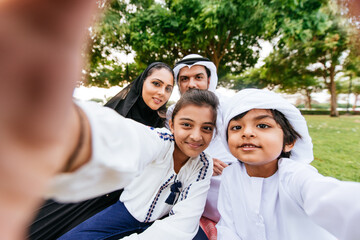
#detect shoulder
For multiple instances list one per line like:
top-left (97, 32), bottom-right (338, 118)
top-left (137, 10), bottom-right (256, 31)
top-left (222, 161), bottom-right (241, 180)
top-left (149, 127), bottom-right (174, 142)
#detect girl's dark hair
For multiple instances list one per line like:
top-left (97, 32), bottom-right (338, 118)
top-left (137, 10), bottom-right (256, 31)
top-left (230, 109), bottom-right (301, 158)
top-left (172, 89), bottom-right (219, 127)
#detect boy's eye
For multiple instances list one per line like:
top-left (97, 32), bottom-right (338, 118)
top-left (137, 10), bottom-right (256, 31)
top-left (257, 123), bottom-right (270, 129)
top-left (230, 125), bottom-right (242, 130)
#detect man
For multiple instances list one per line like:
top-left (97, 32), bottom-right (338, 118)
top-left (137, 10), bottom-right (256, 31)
top-left (166, 54), bottom-right (237, 223)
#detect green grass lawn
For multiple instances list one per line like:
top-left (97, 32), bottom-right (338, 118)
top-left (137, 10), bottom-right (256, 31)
top-left (304, 115), bottom-right (360, 182)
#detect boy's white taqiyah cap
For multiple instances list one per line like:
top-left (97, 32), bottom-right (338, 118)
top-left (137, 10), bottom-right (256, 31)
top-left (173, 54), bottom-right (218, 92)
top-left (221, 88), bottom-right (313, 163)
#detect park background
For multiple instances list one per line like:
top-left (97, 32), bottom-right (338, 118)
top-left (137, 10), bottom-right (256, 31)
top-left (74, 0), bottom-right (360, 181)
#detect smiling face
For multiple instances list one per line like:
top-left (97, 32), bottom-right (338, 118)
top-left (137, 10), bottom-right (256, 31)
top-left (178, 65), bottom-right (210, 94)
top-left (169, 104), bottom-right (215, 162)
top-left (227, 109), bottom-right (294, 177)
top-left (142, 68), bottom-right (174, 110)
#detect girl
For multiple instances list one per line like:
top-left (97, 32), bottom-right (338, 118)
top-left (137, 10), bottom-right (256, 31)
top-left (29, 62), bottom-right (174, 239)
top-left (45, 89), bottom-right (218, 240)
top-left (217, 89), bottom-right (360, 240)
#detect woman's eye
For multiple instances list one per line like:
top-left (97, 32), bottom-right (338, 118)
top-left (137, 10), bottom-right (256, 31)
top-left (165, 86), bottom-right (173, 93)
top-left (181, 123), bottom-right (191, 127)
top-left (152, 81), bottom-right (160, 87)
top-left (257, 124), bottom-right (270, 129)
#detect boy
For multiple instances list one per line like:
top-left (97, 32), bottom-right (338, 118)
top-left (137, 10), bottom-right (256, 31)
top-left (217, 88), bottom-right (360, 240)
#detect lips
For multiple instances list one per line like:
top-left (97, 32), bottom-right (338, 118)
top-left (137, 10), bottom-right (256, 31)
top-left (152, 97), bottom-right (162, 104)
top-left (186, 142), bottom-right (203, 149)
top-left (239, 143), bottom-right (260, 150)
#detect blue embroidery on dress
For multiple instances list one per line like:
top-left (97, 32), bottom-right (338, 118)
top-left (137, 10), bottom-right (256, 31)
top-left (144, 174), bottom-right (175, 222)
top-left (197, 152), bottom-right (209, 181)
top-left (178, 153), bottom-right (209, 201)
top-left (149, 127), bottom-right (174, 142)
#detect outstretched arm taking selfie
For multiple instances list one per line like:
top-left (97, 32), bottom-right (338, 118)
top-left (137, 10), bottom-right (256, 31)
top-left (0, 0), bottom-right (99, 239)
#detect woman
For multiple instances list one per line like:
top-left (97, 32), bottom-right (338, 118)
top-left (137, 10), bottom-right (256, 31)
top-left (28, 62), bottom-right (174, 239)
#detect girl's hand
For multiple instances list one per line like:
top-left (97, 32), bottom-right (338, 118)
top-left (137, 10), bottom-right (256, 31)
top-left (213, 158), bottom-right (229, 176)
top-left (0, 0), bottom-right (99, 239)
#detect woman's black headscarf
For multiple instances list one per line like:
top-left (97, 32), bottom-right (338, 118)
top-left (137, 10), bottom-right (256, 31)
top-left (27, 62), bottom-right (174, 240)
top-left (105, 62), bottom-right (173, 128)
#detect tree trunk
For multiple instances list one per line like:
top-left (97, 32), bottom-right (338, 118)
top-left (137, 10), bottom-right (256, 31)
top-left (353, 93), bottom-right (359, 111)
top-left (329, 66), bottom-right (339, 117)
top-left (305, 90), bottom-right (312, 109)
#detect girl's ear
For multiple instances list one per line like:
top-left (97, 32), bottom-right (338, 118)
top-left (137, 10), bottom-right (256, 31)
top-left (169, 119), bottom-right (175, 134)
top-left (283, 141), bottom-right (295, 153)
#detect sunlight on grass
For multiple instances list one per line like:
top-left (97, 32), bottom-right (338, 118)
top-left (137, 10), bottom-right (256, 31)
top-left (305, 115), bottom-right (360, 182)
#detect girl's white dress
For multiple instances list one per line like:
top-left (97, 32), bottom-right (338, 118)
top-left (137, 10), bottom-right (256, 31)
top-left (46, 101), bottom-right (213, 240)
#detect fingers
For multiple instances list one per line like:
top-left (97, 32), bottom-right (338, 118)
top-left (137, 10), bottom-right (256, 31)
top-left (212, 158), bottom-right (229, 176)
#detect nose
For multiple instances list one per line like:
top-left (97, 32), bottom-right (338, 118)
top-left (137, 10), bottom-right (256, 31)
top-left (158, 86), bottom-right (165, 96)
top-left (188, 78), bottom-right (197, 89)
top-left (190, 128), bottom-right (202, 141)
top-left (242, 126), bottom-right (255, 138)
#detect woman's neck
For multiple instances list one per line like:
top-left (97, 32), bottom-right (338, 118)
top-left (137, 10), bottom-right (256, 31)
top-left (172, 145), bottom-right (190, 174)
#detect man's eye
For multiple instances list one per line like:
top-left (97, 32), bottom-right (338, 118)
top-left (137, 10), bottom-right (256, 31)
top-left (257, 124), bottom-right (270, 129)
top-left (180, 77), bottom-right (188, 82)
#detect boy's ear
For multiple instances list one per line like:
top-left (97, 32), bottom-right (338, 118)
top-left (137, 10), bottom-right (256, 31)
top-left (284, 141), bottom-right (295, 153)
top-left (169, 119), bottom-right (175, 134)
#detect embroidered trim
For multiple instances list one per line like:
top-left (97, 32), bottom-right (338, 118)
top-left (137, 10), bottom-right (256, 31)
top-left (144, 174), bottom-right (175, 222)
top-left (179, 153), bottom-right (210, 201)
top-left (149, 127), bottom-right (174, 142)
top-left (179, 184), bottom-right (192, 201)
top-left (197, 152), bottom-right (209, 181)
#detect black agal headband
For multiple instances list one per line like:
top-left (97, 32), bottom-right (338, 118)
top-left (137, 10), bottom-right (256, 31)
top-left (174, 57), bottom-right (212, 67)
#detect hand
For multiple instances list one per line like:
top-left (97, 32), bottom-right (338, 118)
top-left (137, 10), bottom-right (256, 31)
top-left (212, 158), bottom-right (229, 176)
top-left (0, 1), bottom-right (99, 239)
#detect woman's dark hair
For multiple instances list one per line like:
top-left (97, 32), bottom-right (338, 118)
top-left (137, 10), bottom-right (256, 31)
top-left (146, 63), bottom-right (174, 118)
top-left (113, 62), bottom-right (174, 103)
top-left (229, 109), bottom-right (301, 158)
top-left (172, 89), bottom-right (219, 128)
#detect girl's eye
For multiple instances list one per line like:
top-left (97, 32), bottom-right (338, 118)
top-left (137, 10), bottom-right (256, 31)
top-left (181, 122), bottom-right (191, 127)
top-left (202, 126), bottom-right (213, 132)
top-left (257, 124), bottom-right (270, 129)
top-left (231, 125), bottom-right (242, 130)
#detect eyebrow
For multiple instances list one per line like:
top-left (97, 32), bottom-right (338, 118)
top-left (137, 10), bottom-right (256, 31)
top-left (152, 78), bottom-right (173, 87)
top-left (179, 117), bottom-right (215, 125)
top-left (254, 114), bottom-right (275, 121)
